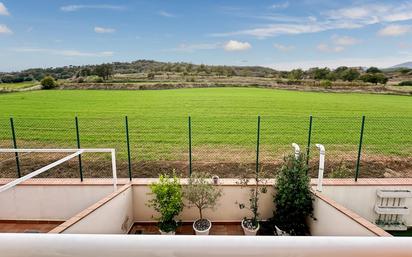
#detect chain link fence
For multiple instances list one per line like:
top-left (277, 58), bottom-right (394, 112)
top-left (0, 116), bottom-right (411, 179)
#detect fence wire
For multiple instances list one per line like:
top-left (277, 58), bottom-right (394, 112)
top-left (0, 116), bottom-right (411, 179)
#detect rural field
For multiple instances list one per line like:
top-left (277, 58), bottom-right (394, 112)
top-left (0, 87), bottom-right (411, 179)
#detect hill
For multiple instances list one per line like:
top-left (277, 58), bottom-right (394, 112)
top-left (389, 62), bottom-right (412, 69)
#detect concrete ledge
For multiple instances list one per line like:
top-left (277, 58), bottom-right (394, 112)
top-left (2, 178), bottom-right (412, 186)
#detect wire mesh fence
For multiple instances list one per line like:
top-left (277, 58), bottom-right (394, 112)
top-left (0, 115), bottom-right (411, 179)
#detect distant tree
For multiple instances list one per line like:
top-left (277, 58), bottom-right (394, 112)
top-left (366, 67), bottom-right (382, 74)
top-left (79, 68), bottom-right (92, 77)
top-left (186, 63), bottom-right (193, 73)
top-left (288, 69), bottom-right (304, 80)
top-left (334, 66), bottom-right (349, 74)
top-left (309, 67), bottom-right (330, 80)
top-left (94, 64), bottom-right (113, 80)
top-left (226, 67), bottom-right (237, 77)
top-left (41, 76), bottom-right (57, 89)
top-left (325, 71), bottom-right (338, 81)
top-left (399, 68), bottom-right (411, 75)
top-left (341, 69), bottom-right (360, 82)
top-left (147, 72), bottom-right (155, 80)
top-left (360, 73), bottom-right (388, 84)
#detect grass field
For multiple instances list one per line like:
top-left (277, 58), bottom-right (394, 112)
top-left (0, 81), bottom-right (38, 91)
top-left (0, 87), bottom-right (411, 178)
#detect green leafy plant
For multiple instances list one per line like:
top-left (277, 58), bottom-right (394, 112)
top-left (147, 173), bottom-right (184, 232)
top-left (40, 76), bottom-right (57, 89)
top-left (271, 154), bottom-right (314, 235)
top-left (320, 79), bottom-right (332, 88)
top-left (184, 172), bottom-right (222, 221)
top-left (237, 167), bottom-right (268, 229)
top-left (398, 81), bottom-right (412, 86)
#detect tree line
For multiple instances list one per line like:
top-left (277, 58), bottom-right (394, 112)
top-left (0, 59), bottom-right (396, 85)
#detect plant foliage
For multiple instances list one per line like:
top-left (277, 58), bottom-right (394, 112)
top-left (147, 173), bottom-right (183, 232)
top-left (271, 154), bottom-right (314, 235)
top-left (184, 172), bottom-right (222, 220)
top-left (40, 76), bottom-right (56, 89)
top-left (237, 167), bottom-right (268, 229)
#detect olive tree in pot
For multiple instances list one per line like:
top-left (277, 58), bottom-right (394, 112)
top-left (184, 172), bottom-right (222, 235)
top-left (271, 154), bottom-right (314, 235)
top-left (147, 174), bottom-right (183, 235)
top-left (236, 168), bottom-right (268, 236)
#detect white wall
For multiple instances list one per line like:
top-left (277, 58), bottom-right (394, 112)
top-left (133, 184), bottom-right (275, 222)
top-left (310, 194), bottom-right (378, 236)
top-left (0, 185), bottom-right (113, 221)
top-left (62, 186), bottom-right (134, 234)
top-left (322, 185), bottom-right (412, 226)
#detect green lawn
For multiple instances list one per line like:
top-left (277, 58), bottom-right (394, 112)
top-left (0, 81), bottom-right (38, 90)
top-left (0, 88), bottom-right (411, 163)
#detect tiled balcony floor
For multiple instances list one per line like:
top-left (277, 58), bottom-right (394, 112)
top-left (0, 221), bottom-right (63, 233)
top-left (130, 222), bottom-right (249, 235)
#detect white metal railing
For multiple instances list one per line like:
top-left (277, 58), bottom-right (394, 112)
top-left (0, 234), bottom-right (411, 257)
top-left (0, 148), bottom-right (118, 193)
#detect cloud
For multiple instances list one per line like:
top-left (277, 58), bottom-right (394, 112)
top-left (169, 43), bottom-right (221, 52)
top-left (0, 2), bottom-right (9, 16)
top-left (11, 47), bottom-right (113, 57)
top-left (317, 43), bottom-right (344, 53)
top-left (60, 5), bottom-right (125, 12)
top-left (378, 25), bottom-right (411, 36)
top-left (158, 10), bottom-right (176, 18)
top-left (325, 3), bottom-right (412, 23)
top-left (331, 35), bottom-right (360, 46)
top-left (0, 24), bottom-right (12, 34)
top-left (270, 1), bottom-right (289, 9)
top-left (94, 27), bottom-right (115, 33)
top-left (273, 43), bottom-right (294, 51)
top-left (223, 40), bottom-right (251, 51)
top-left (213, 2), bottom-right (412, 38)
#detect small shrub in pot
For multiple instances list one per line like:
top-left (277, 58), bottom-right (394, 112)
top-left (147, 173), bottom-right (183, 234)
top-left (236, 168), bottom-right (268, 236)
top-left (184, 172), bottom-right (222, 235)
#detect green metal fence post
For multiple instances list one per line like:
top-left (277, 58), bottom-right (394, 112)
top-left (125, 116), bottom-right (132, 181)
top-left (75, 116), bottom-right (83, 181)
top-left (188, 116), bottom-right (192, 176)
top-left (355, 115), bottom-right (366, 182)
top-left (306, 115), bottom-right (313, 167)
top-left (10, 117), bottom-right (21, 178)
top-left (255, 116), bottom-right (261, 175)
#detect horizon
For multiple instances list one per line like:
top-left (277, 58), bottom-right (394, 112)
top-left (1, 0), bottom-right (412, 72)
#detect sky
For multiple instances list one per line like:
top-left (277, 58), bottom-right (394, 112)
top-left (1, 0), bottom-right (412, 71)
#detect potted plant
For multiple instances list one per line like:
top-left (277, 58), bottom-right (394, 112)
top-left (147, 173), bottom-right (183, 235)
top-left (271, 154), bottom-right (314, 235)
top-left (236, 168), bottom-right (268, 236)
top-left (184, 172), bottom-right (222, 235)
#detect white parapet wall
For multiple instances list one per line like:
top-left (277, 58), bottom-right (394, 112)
top-left (53, 184), bottom-right (134, 234)
top-left (0, 179), bottom-right (114, 221)
top-left (310, 191), bottom-right (390, 236)
top-left (321, 180), bottom-right (412, 226)
top-left (0, 178), bottom-right (390, 236)
top-left (132, 179), bottom-right (275, 222)
top-left (0, 234), bottom-right (411, 257)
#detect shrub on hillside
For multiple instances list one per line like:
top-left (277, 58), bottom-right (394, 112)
top-left (40, 76), bottom-right (57, 89)
top-left (398, 81), bottom-right (412, 86)
top-left (320, 80), bottom-right (332, 88)
top-left (360, 73), bottom-right (388, 85)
